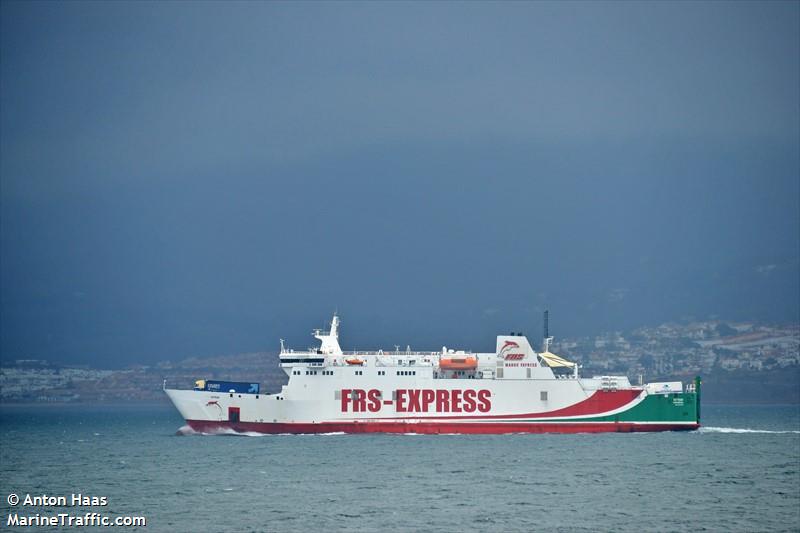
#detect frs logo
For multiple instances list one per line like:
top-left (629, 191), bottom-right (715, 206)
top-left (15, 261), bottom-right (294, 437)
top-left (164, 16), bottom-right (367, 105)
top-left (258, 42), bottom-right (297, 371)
top-left (499, 340), bottom-right (525, 360)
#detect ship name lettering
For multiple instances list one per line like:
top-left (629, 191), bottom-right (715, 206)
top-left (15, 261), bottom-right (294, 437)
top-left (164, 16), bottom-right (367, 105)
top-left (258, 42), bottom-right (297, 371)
top-left (341, 389), bottom-right (491, 413)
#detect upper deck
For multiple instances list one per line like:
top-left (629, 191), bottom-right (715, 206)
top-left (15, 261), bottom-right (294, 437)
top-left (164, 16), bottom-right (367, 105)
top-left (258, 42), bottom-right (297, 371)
top-left (278, 314), bottom-right (588, 382)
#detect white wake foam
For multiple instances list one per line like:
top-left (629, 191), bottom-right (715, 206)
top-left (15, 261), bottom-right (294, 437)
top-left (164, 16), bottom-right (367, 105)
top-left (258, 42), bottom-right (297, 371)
top-left (175, 425), bottom-right (265, 437)
top-left (699, 426), bottom-right (800, 434)
top-left (175, 425), bottom-right (346, 437)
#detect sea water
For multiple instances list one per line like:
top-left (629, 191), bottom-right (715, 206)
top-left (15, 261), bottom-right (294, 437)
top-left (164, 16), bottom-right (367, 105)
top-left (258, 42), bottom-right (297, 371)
top-left (1, 404), bottom-right (798, 532)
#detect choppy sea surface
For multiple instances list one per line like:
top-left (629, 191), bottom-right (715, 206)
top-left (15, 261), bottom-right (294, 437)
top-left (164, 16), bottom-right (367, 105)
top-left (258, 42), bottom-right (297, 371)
top-left (1, 403), bottom-right (798, 532)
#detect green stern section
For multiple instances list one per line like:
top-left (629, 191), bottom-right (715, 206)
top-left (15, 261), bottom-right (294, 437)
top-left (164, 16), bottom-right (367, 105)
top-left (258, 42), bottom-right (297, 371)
top-left (610, 389), bottom-right (699, 424)
top-left (549, 376), bottom-right (702, 426)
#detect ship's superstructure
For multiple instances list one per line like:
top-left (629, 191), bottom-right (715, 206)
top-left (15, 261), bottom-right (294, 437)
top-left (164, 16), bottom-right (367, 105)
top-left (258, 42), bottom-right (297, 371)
top-left (165, 314), bottom-right (700, 434)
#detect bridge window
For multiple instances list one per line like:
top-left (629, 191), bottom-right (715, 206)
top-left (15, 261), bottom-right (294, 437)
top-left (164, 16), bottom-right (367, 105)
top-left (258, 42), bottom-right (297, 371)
top-left (541, 391), bottom-right (548, 401)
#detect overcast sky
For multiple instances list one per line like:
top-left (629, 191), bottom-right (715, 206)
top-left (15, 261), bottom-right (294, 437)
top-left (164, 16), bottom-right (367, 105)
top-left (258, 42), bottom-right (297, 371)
top-left (1, 1), bottom-right (798, 367)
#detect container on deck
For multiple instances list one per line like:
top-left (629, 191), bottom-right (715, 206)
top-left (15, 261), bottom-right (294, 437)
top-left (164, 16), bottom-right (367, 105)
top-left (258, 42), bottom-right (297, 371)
top-left (203, 380), bottom-right (260, 394)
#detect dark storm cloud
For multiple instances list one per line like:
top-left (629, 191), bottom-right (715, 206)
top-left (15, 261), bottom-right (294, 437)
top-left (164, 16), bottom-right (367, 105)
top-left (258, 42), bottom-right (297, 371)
top-left (1, 1), bottom-right (797, 366)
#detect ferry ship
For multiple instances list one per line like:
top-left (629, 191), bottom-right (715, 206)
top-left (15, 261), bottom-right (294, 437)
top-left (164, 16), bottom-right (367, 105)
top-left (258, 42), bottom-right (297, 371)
top-left (164, 313), bottom-right (701, 434)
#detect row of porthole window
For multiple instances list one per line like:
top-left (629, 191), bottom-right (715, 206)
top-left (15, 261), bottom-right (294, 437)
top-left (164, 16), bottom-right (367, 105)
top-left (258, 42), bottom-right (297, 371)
top-left (294, 369), bottom-right (416, 377)
top-left (293, 370), bottom-right (359, 376)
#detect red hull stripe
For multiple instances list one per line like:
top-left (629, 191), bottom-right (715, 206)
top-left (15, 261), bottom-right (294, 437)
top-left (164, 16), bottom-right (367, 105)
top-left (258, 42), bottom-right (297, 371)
top-left (366, 389), bottom-right (643, 421)
top-left (525, 389), bottom-right (642, 419)
top-left (186, 419), bottom-right (698, 435)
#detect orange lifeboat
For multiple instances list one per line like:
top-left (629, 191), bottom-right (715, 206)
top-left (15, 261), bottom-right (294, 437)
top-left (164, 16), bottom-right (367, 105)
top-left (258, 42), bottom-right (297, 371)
top-left (345, 358), bottom-right (365, 366)
top-left (439, 356), bottom-right (478, 370)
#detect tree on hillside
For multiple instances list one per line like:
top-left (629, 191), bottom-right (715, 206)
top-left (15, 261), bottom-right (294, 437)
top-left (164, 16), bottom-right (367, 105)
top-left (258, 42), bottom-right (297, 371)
top-left (638, 353), bottom-right (655, 370)
top-left (716, 323), bottom-right (738, 337)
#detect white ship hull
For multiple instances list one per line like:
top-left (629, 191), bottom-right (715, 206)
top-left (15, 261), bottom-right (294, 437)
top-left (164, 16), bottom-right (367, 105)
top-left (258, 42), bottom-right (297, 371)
top-left (165, 314), bottom-right (700, 434)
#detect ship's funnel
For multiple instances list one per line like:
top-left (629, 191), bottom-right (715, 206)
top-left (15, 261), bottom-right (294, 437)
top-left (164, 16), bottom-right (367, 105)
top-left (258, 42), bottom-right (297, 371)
top-left (542, 310), bottom-right (554, 352)
top-left (495, 334), bottom-right (535, 361)
top-left (544, 310), bottom-right (549, 339)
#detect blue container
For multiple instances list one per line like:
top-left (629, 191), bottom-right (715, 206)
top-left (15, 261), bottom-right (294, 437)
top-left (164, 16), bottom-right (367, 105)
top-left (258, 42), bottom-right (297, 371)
top-left (204, 380), bottom-right (260, 394)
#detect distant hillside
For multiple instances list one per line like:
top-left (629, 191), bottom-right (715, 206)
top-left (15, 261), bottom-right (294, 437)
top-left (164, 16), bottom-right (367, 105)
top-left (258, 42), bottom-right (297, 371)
top-left (1, 353), bottom-right (797, 404)
top-left (699, 367), bottom-right (800, 404)
top-left (0, 352), bottom-right (289, 403)
top-left (2, 318), bottom-right (798, 404)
